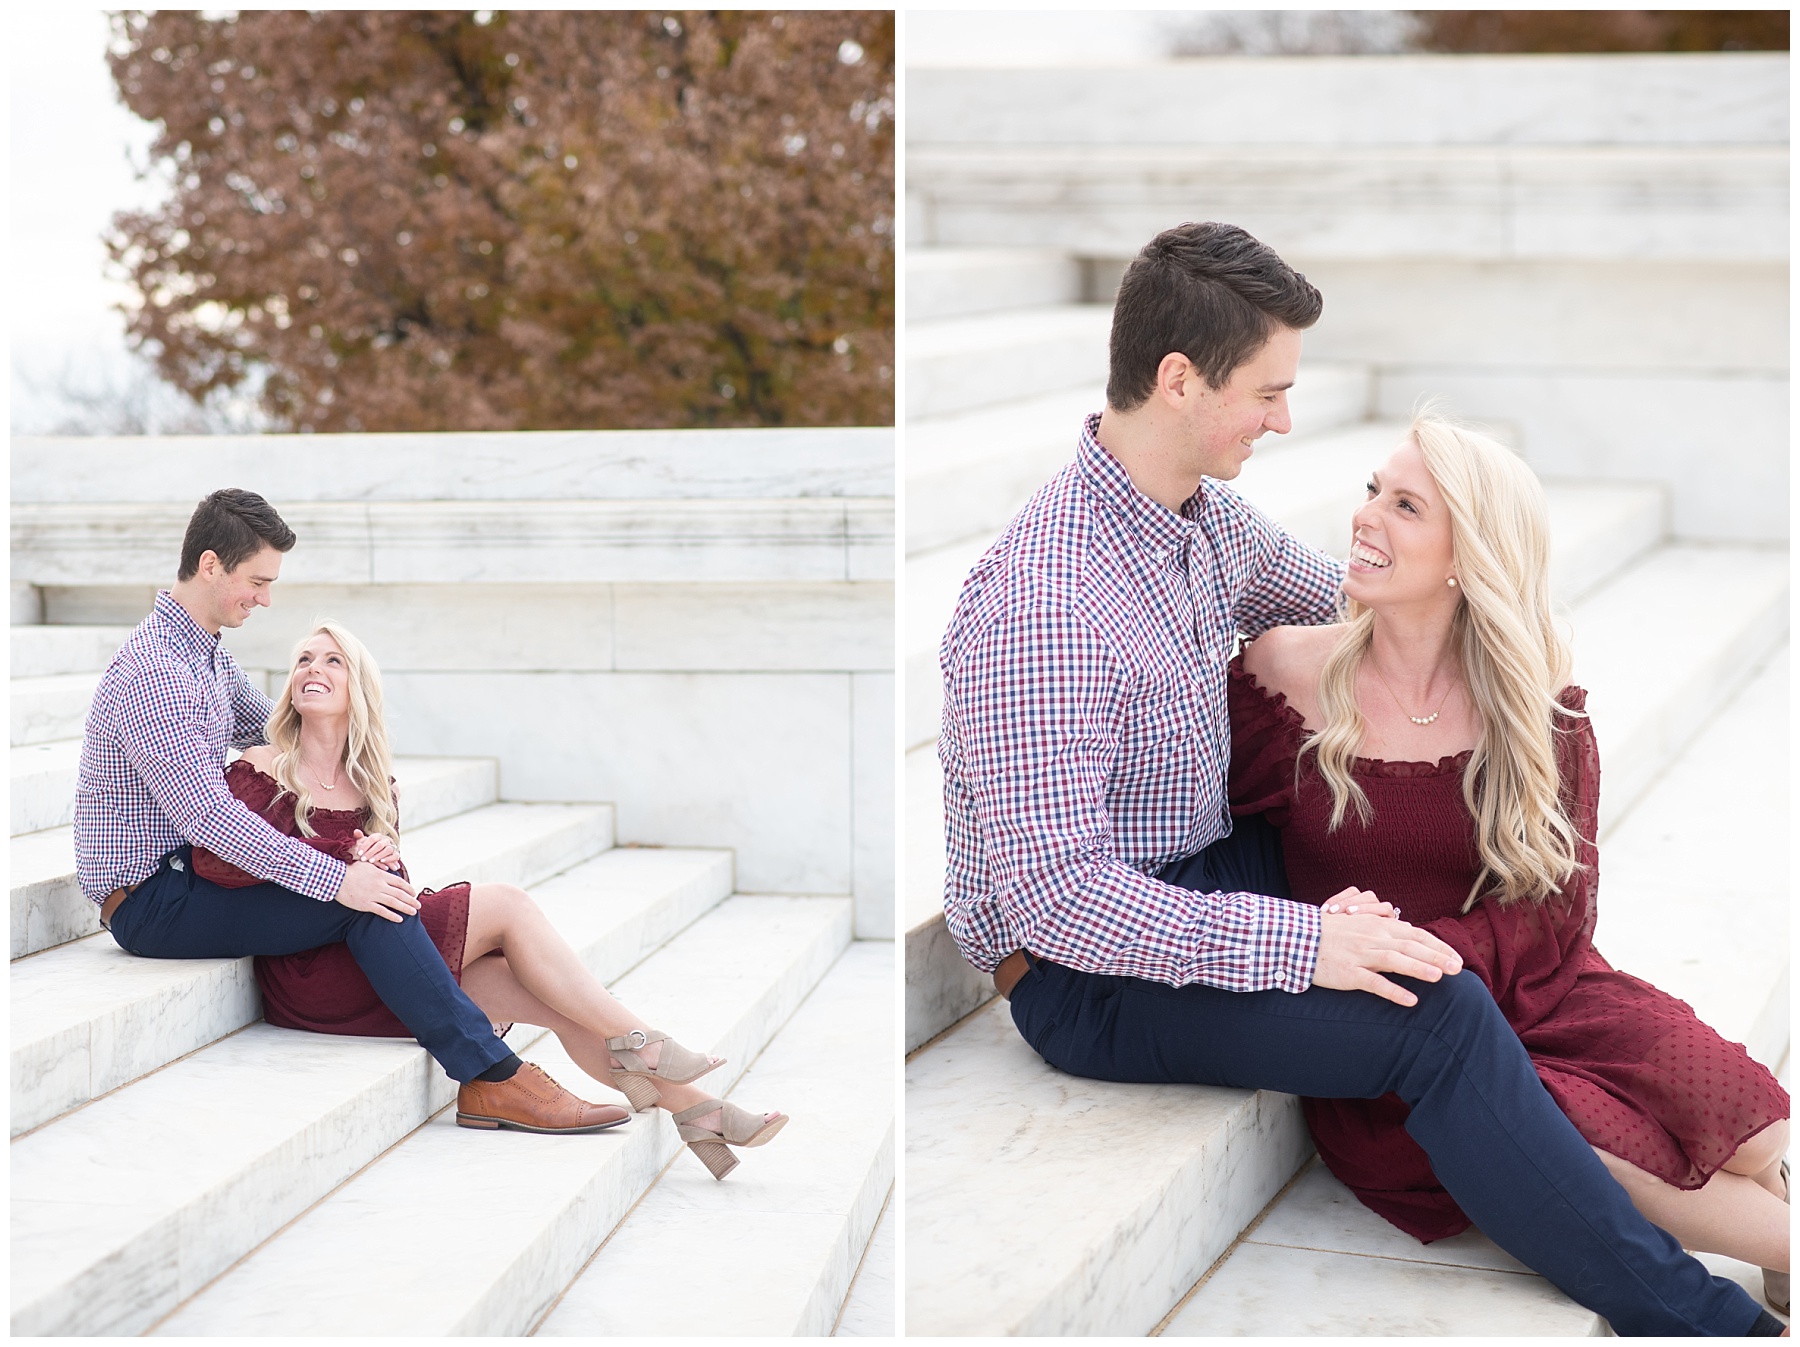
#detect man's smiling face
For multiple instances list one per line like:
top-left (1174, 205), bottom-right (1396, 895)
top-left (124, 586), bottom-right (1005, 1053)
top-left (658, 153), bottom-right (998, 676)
top-left (1182, 324), bottom-right (1302, 482)
top-left (206, 545), bottom-right (283, 631)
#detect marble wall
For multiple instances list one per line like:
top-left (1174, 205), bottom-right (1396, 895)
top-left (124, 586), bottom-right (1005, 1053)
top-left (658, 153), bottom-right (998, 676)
top-left (907, 54), bottom-right (1789, 541)
top-left (11, 429), bottom-right (895, 937)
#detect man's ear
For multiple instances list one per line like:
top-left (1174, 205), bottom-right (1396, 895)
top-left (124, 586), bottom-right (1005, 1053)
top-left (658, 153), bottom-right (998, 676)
top-left (1154, 352), bottom-right (1197, 408)
top-left (194, 549), bottom-right (222, 581)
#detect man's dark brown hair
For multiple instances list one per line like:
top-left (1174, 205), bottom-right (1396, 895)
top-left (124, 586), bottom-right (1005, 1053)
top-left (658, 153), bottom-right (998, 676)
top-left (1106, 221), bottom-right (1324, 410)
top-left (177, 488), bottom-right (297, 580)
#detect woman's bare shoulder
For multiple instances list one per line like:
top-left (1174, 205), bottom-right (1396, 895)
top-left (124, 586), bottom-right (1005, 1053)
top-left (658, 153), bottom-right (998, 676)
top-left (237, 743), bottom-right (277, 772)
top-left (1242, 623), bottom-right (1341, 698)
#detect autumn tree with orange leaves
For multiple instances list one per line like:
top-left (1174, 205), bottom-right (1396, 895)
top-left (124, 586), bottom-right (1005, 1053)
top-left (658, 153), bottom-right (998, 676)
top-left (107, 10), bottom-right (894, 432)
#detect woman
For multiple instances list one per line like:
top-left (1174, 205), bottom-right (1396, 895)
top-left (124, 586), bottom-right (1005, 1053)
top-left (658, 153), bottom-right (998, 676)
top-left (193, 620), bottom-right (785, 1180)
top-left (1227, 411), bottom-right (1788, 1305)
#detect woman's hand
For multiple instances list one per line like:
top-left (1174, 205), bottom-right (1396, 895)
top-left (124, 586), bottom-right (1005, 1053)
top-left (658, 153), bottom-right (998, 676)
top-left (1321, 886), bottom-right (1400, 920)
top-left (350, 828), bottom-right (403, 873)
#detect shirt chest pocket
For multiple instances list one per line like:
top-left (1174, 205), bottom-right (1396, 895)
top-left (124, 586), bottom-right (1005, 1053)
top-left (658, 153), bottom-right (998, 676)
top-left (1120, 670), bottom-right (1204, 756)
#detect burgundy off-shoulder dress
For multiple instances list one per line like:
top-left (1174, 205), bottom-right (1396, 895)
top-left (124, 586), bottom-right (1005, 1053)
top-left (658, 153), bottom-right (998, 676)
top-left (192, 758), bottom-right (476, 1037)
top-left (1226, 655), bottom-right (1788, 1242)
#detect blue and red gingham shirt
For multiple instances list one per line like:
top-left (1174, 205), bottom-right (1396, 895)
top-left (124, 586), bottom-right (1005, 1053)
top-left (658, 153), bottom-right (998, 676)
top-left (74, 590), bottom-right (347, 905)
top-left (940, 414), bottom-right (1346, 992)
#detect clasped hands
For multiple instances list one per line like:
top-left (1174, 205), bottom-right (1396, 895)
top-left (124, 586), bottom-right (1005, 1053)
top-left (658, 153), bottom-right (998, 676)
top-left (1311, 885), bottom-right (1464, 1008)
top-left (331, 829), bottom-right (418, 923)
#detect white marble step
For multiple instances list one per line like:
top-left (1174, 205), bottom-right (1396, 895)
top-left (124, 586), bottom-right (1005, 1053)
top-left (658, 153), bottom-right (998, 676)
top-left (907, 246), bottom-right (1081, 323)
top-left (1169, 646), bottom-right (1791, 1335)
top-left (145, 896), bottom-right (852, 1337)
top-left (11, 738), bottom-right (81, 836)
top-left (1592, 644), bottom-right (1789, 1070)
top-left (11, 801), bottom-right (614, 1137)
top-left (834, 1190), bottom-right (896, 1336)
top-left (907, 304), bottom-right (1112, 421)
top-left (906, 997), bottom-right (1313, 1335)
top-left (9, 755), bottom-right (501, 959)
top-left (12, 672), bottom-right (100, 746)
top-left (9, 623), bottom-right (135, 678)
top-left (10, 846), bottom-right (737, 1337)
top-left (539, 940), bottom-right (894, 1337)
top-left (1161, 1159), bottom-right (1600, 1335)
top-left (1569, 544), bottom-right (1788, 834)
top-left (905, 362), bottom-right (1375, 557)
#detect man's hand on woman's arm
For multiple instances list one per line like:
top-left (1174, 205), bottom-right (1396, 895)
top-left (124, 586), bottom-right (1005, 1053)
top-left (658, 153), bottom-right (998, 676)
top-left (1312, 892), bottom-right (1464, 1007)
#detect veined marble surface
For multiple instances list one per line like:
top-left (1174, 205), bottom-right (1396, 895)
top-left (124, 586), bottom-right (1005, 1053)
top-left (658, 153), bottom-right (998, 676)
top-left (908, 55), bottom-right (1787, 150)
top-left (538, 941), bottom-right (894, 1337)
top-left (152, 897), bottom-right (853, 1336)
top-left (906, 999), bottom-right (1310, 1336)
top-left (14, 498), bottom-right (896, 587)
top-left (10, 426), bottom-right (894, 504)
top-left (835, 1188), bottom-right (895, 1336)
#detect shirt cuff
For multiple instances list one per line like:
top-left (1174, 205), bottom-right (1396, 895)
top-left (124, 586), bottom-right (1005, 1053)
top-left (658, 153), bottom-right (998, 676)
top-left (1264, 895), bottom-right (1323, 993)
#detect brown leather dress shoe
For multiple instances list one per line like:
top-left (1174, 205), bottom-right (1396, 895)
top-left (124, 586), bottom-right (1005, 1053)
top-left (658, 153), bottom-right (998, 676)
top-left (455, 1061), bottom-right (631, 1134)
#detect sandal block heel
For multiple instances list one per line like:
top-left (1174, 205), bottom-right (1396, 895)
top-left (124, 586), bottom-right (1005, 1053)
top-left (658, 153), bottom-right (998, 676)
top-left (687, 1139), bottom-right (739, 1181)
top-left (672, 1098), bottom-right (788, 1182)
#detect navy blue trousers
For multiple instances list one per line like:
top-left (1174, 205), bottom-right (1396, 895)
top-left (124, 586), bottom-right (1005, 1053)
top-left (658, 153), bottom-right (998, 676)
top-left (108, 847), bottom-right (511, 1084)
top-left (1009, 818), bottom-right (1764, 1336)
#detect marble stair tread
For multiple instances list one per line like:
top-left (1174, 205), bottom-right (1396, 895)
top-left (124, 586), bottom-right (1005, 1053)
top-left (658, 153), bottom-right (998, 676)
top-left (907, 303), bottom-right (1113, 421)
top-left (9, 623), bottom-right (136, 678)
top-left (12, 1024), bottom-right (462, 1337)
top-left (11, 799), bottom-right (621, 1136)
top-left (538, 940), bottom-right (895, 1337)
top-left (396, 799), bottom-right (614, 893)
top-left (7, 756), bottom-right (501, 962)
top-left (147, 896), bottom-right (854, 1337)
top-left (906, 246), bottom-right (1082, 323)
top-left (11, 737), bottom-right (82, 835)
top-left (833, 1188), bottom-right (896, 1336)
top-left (1541, 480), bottom-right (1667, 605)
top-left (9, 849), bottom-right (745, 1337)
top-left (11, 671), bottom-right (101, 746)
top-left (905, 997), bottom-right (1313, 1336)
top-left (1568, 543), bottom-right (1787, 832)
top-left (1590, 644), bottom-right (1789, 1067)
top-left (1161, 1162), bottom-right (1598, 1336)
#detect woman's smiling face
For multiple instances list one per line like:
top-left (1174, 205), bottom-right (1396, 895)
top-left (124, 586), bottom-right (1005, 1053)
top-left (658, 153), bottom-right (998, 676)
top-left (1344, 437), bottom-right (1458, 609)
top-left (289, 633), bottom-right (351, 719)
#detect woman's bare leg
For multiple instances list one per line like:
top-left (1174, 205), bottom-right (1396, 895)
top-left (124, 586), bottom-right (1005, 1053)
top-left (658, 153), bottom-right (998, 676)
top-left (1593, 1123), bottom-right (1789, 1272)
top-left (460, 951), bottom-right (715, 1115)
top-left (459, 883), bottom-right (779, 1129)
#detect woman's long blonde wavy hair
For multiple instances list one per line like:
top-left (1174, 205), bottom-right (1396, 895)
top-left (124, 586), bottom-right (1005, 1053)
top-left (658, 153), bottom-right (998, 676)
top-left (264, 620), bottom-right (399, 844)
top-left (1299, 410), bottom-right (1585, 911)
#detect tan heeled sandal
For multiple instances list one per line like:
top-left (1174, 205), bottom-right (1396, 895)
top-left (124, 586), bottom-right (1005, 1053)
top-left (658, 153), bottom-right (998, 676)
top-left (672, 1099), bottom-right (789, 1180)
top-left (605, 1029), bottom-right (722, 1112)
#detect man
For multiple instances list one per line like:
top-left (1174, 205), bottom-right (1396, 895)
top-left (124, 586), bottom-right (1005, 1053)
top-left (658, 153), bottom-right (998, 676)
top-left (939, 222), bottom-right (1782, 1335)
top-left (76, 487), bottom-right (626, 1134)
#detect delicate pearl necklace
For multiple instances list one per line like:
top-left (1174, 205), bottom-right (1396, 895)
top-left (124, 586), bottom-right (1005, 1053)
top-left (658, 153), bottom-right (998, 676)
top-left (302, 757), bottom-right (341, 791)
top-left (1369, 656), bottom-right (1457, 727)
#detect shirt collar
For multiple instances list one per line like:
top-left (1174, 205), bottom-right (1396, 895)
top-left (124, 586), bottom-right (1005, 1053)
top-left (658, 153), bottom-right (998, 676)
top-left (153, 589), bottom-right (224, 667)
top-left (1077, 412), bottom-right (1203, 555)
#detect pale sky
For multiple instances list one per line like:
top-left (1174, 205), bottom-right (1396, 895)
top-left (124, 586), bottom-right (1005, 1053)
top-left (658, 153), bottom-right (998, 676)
top-left (10, 9), bottom-right (171, 431)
